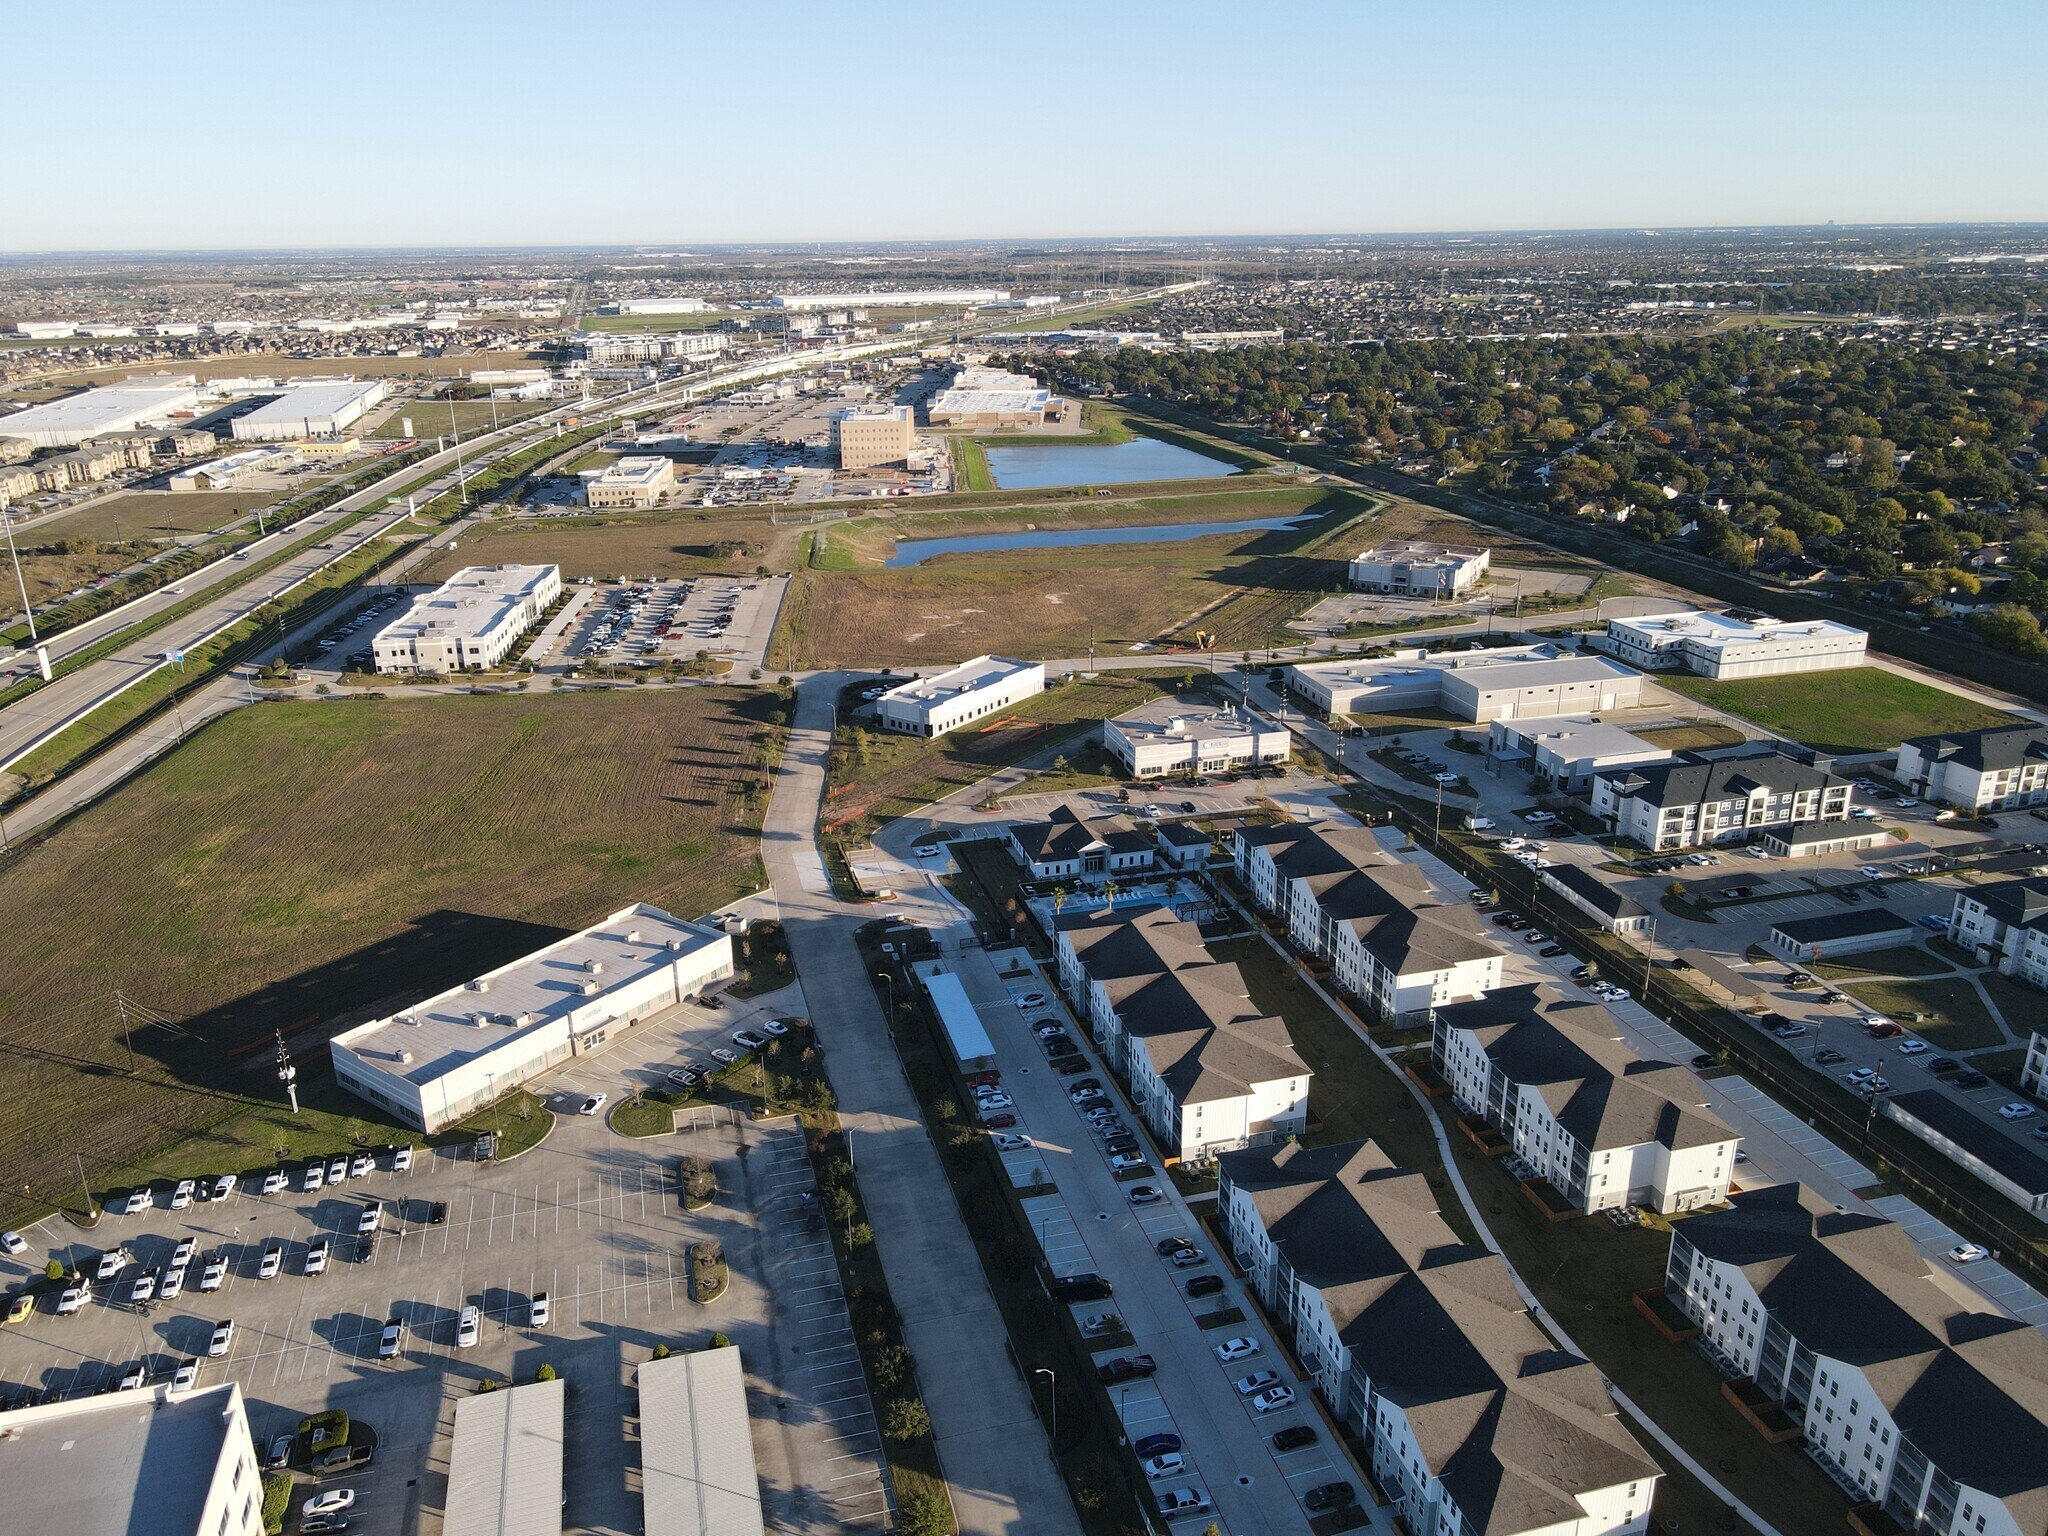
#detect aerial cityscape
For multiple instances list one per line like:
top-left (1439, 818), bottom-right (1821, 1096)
top-left (2, 5), bottom-right (2048, 1536)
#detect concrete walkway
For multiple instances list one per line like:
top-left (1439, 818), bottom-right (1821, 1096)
top-left (760, 673), bottom-right (1080, 1536)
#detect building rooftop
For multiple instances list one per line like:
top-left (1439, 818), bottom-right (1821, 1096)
top-left (639, 1345), bottom-right (765, 1536)
top-left (1107, 696), bottom-right (1284, 745)
top-left (1902, 723), bottom-right (2048, 775)
top-left (876, 654), bottom-right (1037, 706)
top-left (832, 403), bottom-right (911, 424)
top-left (1542, 863), bottom-right (1648, 919)
top-left (1975, 877), bottom-right (2048, 932)
top-left (1885, 1090), bottom-right (2048, 1198)
top-left (235, 378), bottom-right (382, 427)
top-left (1768, 909), bottom-right (1915, 946)
top-left (1498, 717), bottom-right (1672, 764)
top-left (1294, 643), bottom-right (1638, 695)
top-left (0, 1382), bottom-right (243, 1534)
top-left (1351, 540), bottom-right (1489, 567)
top-left (0, 380), bottom-right (201, 437)
top-left (445, 1378), bottom-right (564, 1536)
top-left (375, 563), bottom-right (557, 650)
top-left (595, 455), bottom-right (673, 488)
top-left (930, 365), bottom-right (1051, 417)
top-left (1611, 609), bottom-right (1867, 652)
top-left (1598, 749), bottom-right (1846, 808)
top-left (332, 903), bottom-right (726, 1091)
top-left (1010, 804), bottom-right (1149, 864)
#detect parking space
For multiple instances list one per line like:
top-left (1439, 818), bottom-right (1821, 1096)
top-left (1022, 1195), bottom-right (1095, 1279)
top-left (1868, 1196), bottom-right (2048, 1329)
top-left (562, 574), bottom-right (783, 670)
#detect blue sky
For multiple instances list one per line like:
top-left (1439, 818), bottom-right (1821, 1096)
top-left (12, 0), bottom-right (2047, 250)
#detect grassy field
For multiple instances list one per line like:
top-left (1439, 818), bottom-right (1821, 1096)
top-left (367, 395), bottom-right (554, 440)
top-left (1981, 974), bottom-right (2047, 1038)
top-left (1659, 668), bottom-right (2017, 754)
top-left (412, 507), bottom-right (798, 583)
top-left (0, 687), bottom-right (777, 1224)
top-left (579, 312), bottom-right (730, 333)
top-left (28, 489), bottom-right (260, 545)
top-left (5, 543), bottom-right (135, 612)
top-left (780, 485), bottom-right (1380, 667)
top-left (1632, 721), bottom-right (1748, 752)
top-left (824, 672), bottom-right (1172, 836)
top-left (1841, 976), bottom-right (2005, 1050)
top-left (1806, 945), bottom-right (1955, 979)
top-left (40, 351), bottom-right (534, 388)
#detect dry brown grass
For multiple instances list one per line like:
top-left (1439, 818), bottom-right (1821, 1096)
top-left (0, 686), bottom-right (776, 1207)
top-left (8, 544), bottom-right (135, 609)
top-left (39, 350), bottom-right (543, 388)
top-left (412, 509), bottom-right (803, 583)
top-left (30, 489), bottom-right (258, 545)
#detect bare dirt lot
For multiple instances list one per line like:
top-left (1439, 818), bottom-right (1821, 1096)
top-left (413, 509), bottom-right (802, 583)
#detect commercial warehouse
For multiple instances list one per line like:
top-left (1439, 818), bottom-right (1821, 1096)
top-left (1600, 609), bottom-right (1868, 679)
top-left (444, 1378), bottom-right (564, 1536)
top-left (1486, 716), bottom-right (1673, 793)
top-left (0, 378), bottom-right (203, 447)
top-left (608, 297), bottom-right (715, 314)
top-left (329, 902), bottom-right (733, 1131)
top-left (873, 654), bottom-right (1044, 738)
top-left (927, 365), bottom-right (1056, 428)
top-left (773, 289), bottom-right (1008, 310)
top-left (1287, 643), bottom-right (1647, 723)
top-left (372, 563), bottom-right (562, 674)
top-left (231, 378), bottom-right (388, 441)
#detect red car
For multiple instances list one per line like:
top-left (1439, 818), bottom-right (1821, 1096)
top-left (982, 1113), bottom-right (1018, 1130)
top-left (1096, 1354), bottom-right (1157, 1384)
top-left (965, 1071), bottom-right (1002, 1089)
top-left (1056, 1058), bottom-right (1090, 1076)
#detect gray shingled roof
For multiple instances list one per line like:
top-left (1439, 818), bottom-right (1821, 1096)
top-left (1011, 803), bottom-right (1149, 864)
top-left (1902, 723), bottom-right (2048, 774)
top-left (1598, 749), bottom-right (1843, 809)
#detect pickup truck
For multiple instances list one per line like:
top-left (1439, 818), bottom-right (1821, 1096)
top-left (1096, 1354), bottom-right (1158, 1385)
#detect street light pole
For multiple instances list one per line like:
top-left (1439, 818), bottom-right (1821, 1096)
top-left (1035, 1367), bottom-right (1058, 1445)
top-left (874, 972), bottom-right (893, 1020)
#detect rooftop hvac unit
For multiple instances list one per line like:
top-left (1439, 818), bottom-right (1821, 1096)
top-left (580, 980), bottom-right (600, 997)
top-left (513, 1011), bottom-right (534, 1026)
top-left (470, 1012), bottom-right (490, 1028)
top-left (667, 938), bottom-right (684, 952)
top-left (397, 1050), bottom-right (413, 1065)
top-left (468, 978), bottom-right (490, 993)
top-left (399, 1014), bottom-right (420, 1027)
top-left (626, 929), bottom-right (642, 944)
top-left (585, 959), bottom-right (604, 975)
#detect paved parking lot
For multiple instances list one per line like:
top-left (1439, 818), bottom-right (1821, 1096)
top-left (562, 574), bottom-right (785, 670)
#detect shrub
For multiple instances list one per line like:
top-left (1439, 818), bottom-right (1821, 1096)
top-left (299, 1409), bottom-right (349, 1450)
top-left (260, 1472), bottom-right (292, 1535)
top-left (848, 1222), bottom-right (874, 1249)
top-left (44, 1259), bottom-right (64, 1282)
top-left (707, 1332), bottom-right (733, 1349)
top-left (882, 1396), bottom-right (932, 1443)
top-left (897, 1486), bottom-right (952, 1536)
top-left (872, 1343), bottom-right (911, 1389)
top-left (650, 1343), bottom-right (671, 1360)
top-left (534, 1363), bottom-right (557, 1383)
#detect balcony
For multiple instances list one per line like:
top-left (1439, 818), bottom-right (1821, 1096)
top-left (1721, 1378), bottom-right (1804, 1444)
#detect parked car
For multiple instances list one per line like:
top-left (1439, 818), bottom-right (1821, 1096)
top-left (171, 1179), bottom-right (196, 1210)
top-left (1955, 1071), bottom-right (1990, 1089)
top-left (1096, 1355), bottom-right (1158, 1384)
top-left (733, 1031), bottom-right (768, 1052)
top-left (577, 1094), bottom-right (608, 1116)
top-left (349, 1153), bottom-right (374, 1179)
top-left (262, 1170), bottom-right (288, 1196)
top-left (1306, 1481), bottom-right (1357, 1513)
top-left (1141, 1451), bottom-right (1188, 1479)
top-left (1108, 1152), bottom-right (1147, 1172)
top-left (1214, 1336), bottom-right (1261, 1362)
top-left (4, 1292), bottom-right (34, 1325)
top-left (1949, 1243), bottom-right (1991, 1264)
top-left (1251, 1384), bottom-right (1297, 1414)
top-left (302, 1491), bottom-right (356, 1519)
top-left (313, 1443), bottom-right (374, 1477)
top-left (305, 1240), bottom-right (330, 1276)
top-left (992, 1134), bottom-right (1031, 1152)
top-left (121, 1189), bottom-right (151, 1216)
top-left (982, 1113), bottom-right (1017, 1130)
top-left (200, 1253), bottom-right (228, 1292)
top-left (55, 1284), bottom-right (88, 1316)
top-left (530, 1292), bottom-right (551, 1328)
top-left (1185, 1274), bottom-right (1224, 1297)
top-left (1272, 1424), bottom-right (1319, 1452)
top-left (304, 1164), bottom-right (326, 1193)
top-left (207, 1319), bottom-right (235, 1357)
top-left (378, 1318), bottom-right (405, 1359)
top-left (0, 1232), bottom-right (24, 1257)
top-left (1127, 1185), bottom-right (1164, 1206)
top-left (129, 1269), bottom-right (159, 1305)
top-left (2000, 1103), bottom-right (2036, 1121)
top-left (393, 1146), bottom-right (413, 1174)
top-left (1133, 1433), bottom-right (1183, 1458)
top-left (94, 1248), bottom-right (133, 1282)
top-left (1170, 1248), bottom-right (1207, 1268)
top-left (456, 1305), bottom-right (481, 1347)
top-left (1048, 1273), bottom-right (1112, 1302)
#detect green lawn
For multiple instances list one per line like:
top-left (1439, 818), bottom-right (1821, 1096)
top-left (1658, 668), bottom-right (2017, 754)
top-left (1979, 973), bottom-right (2048, 1037)
top-left (1840, 977), bottom-right (2007, 1050)
top-left (1806, 945), bottom-right (1955, 979)
top-left (367, 396), bottom-right (553, 440)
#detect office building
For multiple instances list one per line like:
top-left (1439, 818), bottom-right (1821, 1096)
top-left (830, 404), bottom-right (915, 470)
top-left (639, 1345), bottom-right (765, 1536)
top-left (372, 563), bottom-right (561, 674)
top-left (1487, 716), bottom-right (1674, 793)
top-left (231, 379), bottom-right (387, 441)
top-left (0, 1381), bottom-right (264, 1536)
top-left (1287, 643), bottom-right (1647, 723)
top-left (1896, 724), bottom-right (2048, 812)
top-left (330, 903), bottom-right (733, 1132)
top-left (1054, 902), bottom-right (1309, 1164)
top-left (585, 454), bottom-right (677, 509)
top-left (927, 365), bottom-right (1055, 428)
top-left (1008, 804), bottom-right (1156, 882)
top-left (1433, 984), bottom-right (1738, 1212)
top-left (1220, 1139), bottom-right (1660, 1536)
top-left (872, 655), bottom-right (1044, 739)
top-left (169, 447), bottom-right (292, 492)
top-left (1667, 1182), bottom-right (2048, 1529)
top-left (1235, 822), bottom-right (1502, 1019)
top-left (0, 379), bottom-right (202, 447)
top-left (580, 330), bottom-right (727, 365)
top-left (445, 1378), bottom-right (564, 1536)
top-left (1591, 749), bottom-right (1853, 851)
top-left (1347, 540), bottom-right (1490, 596)
top-left (1103, 698), bottom-right (1290, 779)
top-left (1766, 909), bottom-right (1916, 963)
top-left (1600, 609), bottom-right (1868, 679)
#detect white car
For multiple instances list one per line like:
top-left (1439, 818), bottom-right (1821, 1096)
top-left (976, 1095), bottom-right (1015, 1111)
top-left (393, 1146), bottom-right (414, 1174)
top-left (1949, 1243), bottom-right (1990, 1264)
top-left (530, 1292), bottom-right (551, 1328)
top-left (171, 1357), bottom-right (199, 1392)
top-left (991, 1134), bottom-right (1031, 1152)
top-left (199, 1254), bottom-right (228, 1292)
top-left (302, 1490), bottom-right (356, 1518)
top-left (305, 1240), bottom-right (330, 1276)
top-left (261, 1170), bottom-right (288, 1196)
top-left (1235, 1370), bottom-right (1280, 1396)
top-left (1018, 993), bottom-right (1049, 1009)
top-left (0, 1232), bottom-right (25, 1257)
top-left (1896, 1040), bottom-right (1930, 1056)
top-left (171, 1179), bottom-right (196, 1210)
top-left (761, 1019), bottom-right (790, 1037)
top-left (1215, 1336), bottom-right (1262, 1363)
top-left (349, 1152), bottom-right (375, 1179)
top-left (207, 1319), bottom-right (235, 1357)
top-left (1999, 1103), bottom-right (2036, 1121)
top-left (1251, 1385), bottom-right (1297, 1414)
top-left (1858, 865), bottom-right (1885, 879)
top-left (456, 1304), bottom-right (481, 1348)
top-left (578, 1094), bottom-right (608, 1116)
top-left (258, 1244), bottom-right (284, 1280)
top-left (1127, 1185), bottom-right (1164, 1206)
top-left (357, 1202), bottom-right (383, 1235)
top-left (1141, 1452), bottom-right (1188, 1479)
top-left (160, 1266), bottom-right (186, 1300)
top-left (55, 1284), bottom-right (88, 1316)
top-left (914, 845), bottom-right (943, 859)
top-left (130, 1269), bottom-right (159, 1304)
top-left (304, 1164), bottom-right (326, 1193)
top-left (326, 1158), bottom-right (348, 1185)
top-left (95, 1249), bottom-right (133, 1282)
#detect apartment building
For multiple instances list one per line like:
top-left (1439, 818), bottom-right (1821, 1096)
top-left (872, 655), bottom-right (1044, 739)
top-left (585, 454), bottom-right (676, 509)
top-left (1432, 985), bottom-right (1738, 1213)
top-left (830, 404), bottom-right (915, 470)
top-left (1947, 877), bottom-right (2048, 989)
top-left (1053, 902), bottom-right (1309, 1164)
top-left (1667, 1183), bottom-right (2048, 1533)
top-left (1236, 821), bottom-right (1502, 1019)
top-left (2023, 1029), bottom-right (2048, 1101)
top-left (1600, 609), bottom-right (1868, 678)
top-left (1103, 698), bottom-right (1290, 779)
top-left (1346, 540), bottom-right (1490, 596)
top-left (1007, 804), bottom-right (1155, 882)
top-left (1591, 750), bottom-right (1853, 851)
top-left (1897, 724), bottom-right (2048, 812)
top-left (1219, 1139), bottom-right (1661, 1536)
top-left (371, 563), bottom-right (562, 674)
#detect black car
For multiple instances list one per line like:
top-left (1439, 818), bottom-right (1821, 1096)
top-left (1760, 1011), bottom-right (1789, 1027)
top-left (1185, 1274), bottom-right (1224, 1298)
top-left (1134, 1432), bottom-right (1183, 1458)
top-left (1306, 1482), bottom-right (1357, 1514)
top-left (1155, 1236), bottom-right (1197, 1256)
top-left (1048, 1273), bottom-right (1113, 1303)
top-left (1570, 965), bottom-right (1594, 981)
top-left (1539, 944), bottom-right (1567, 958)
top-left (1105, 1138), bottom-right (1140, 1156)
top-left (1179, 802), bottom-right (1197, 814)
top-left (1272, 1424), bottom-right (1319, 1452)
top-left (1816, 1049), bottom-right (1847, 1066)
top-left (1690, 1053), bottom-right (1716, 1070)
top-left (1929, 1057), bottom-right (1962, 1074)
top-left (1955, 1071), bottom-right (1990, 1089)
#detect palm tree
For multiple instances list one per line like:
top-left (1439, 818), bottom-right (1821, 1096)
top-left (1051, 884), bottom-right (1068, 917)
top-left (1104, 878), bottom-right (1122, 912)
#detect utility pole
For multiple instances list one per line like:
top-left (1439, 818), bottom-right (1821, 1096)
top-left (76, 1151), bottom-right (97, 1220)
top-left (275, 1030), bottom-right (298, 1114)
top-left (1643, 917), bottom-right (1657, 997)
top-left (451, 403), bottom-right (470, 506)
top-left (115, 992), bottom-right (136, 1073)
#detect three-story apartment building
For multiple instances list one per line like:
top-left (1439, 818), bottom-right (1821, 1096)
top-left (1591, 750), bottom-right (1854, 851)
top-left (1897, 724), bottom-right (2048, 812)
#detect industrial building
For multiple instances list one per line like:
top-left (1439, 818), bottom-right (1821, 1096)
top-left (1347, 540), bottom-right (1490, 596)
top-left (1486, 716), bottom-right (1674, 793)
top-left (607, 296), bottom-right (715, 315)
top-left (927, 365), bottom-right (1056, 428)
top-left (1599, 609), bottom-right (1869, 679)
top-left (1592, 748), bottom-right (1854, 851)
top-left (330, 902), bottom-right (733, 1132)
top-left (585, 455), bottom-right (677, 509)
top-left (1220, 1140), bottom-right (1660, 1536)
top-left (1896, 723), bottom-right (2048, 811)
top-left (1766, 908), bottom-right (1915, 962)
top-left (0, 378), bottom-right (202, 447)
top-left (639, 1345), bottom-right (765, 1536)
top-left (1666, 1182), bottom-right (2048, 1527)
top-left (1235, 821), bottom-right (1502, 1019)
top-left (773, 289), bottom-right (1008, 310)
top-left (830, 403), bottom-right (915, 470)
top-left (231, 378), bottom-right (387, 441)
top-left (0, 1381), bottom-right (264, 1536)
top-left (445, 1378), bottom-right (564, 1536)
top-left (372, 563), bottom-right (562, 675)
top-left (1433, 985), bottom-right (1736, 1212)
top-left (1054, 902), bottom-right (1311, 1164)
top-left (872, 655), bottom-right (1044, 738)
top-left (1287, 643), bottom-right (1647, 723)
top-left (1103, 698), bottom-right (1290, 779)
top-left (1948, 877), bottom-right (2048, 990)
top-left (169, 447), bottom-right (293, 492)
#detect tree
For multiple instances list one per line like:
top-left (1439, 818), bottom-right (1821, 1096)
top-left (534, 1362), bottom-right (557, 1383)
top-left (708, 1333), bottom-right (733, 1349)
top-left (882, 1395), bottom-right (932, 1442)
top-left (827, 1184), bottom-right (858, 1225)
top-left (897, 1487), bottom-right (952, 1536)
top-left (1050, 883), bottom-right (1068, 916)
top-left (45, 1258), bottom-right (65, 1282)
top-left (1971, 604), bottom-right (2048, 658)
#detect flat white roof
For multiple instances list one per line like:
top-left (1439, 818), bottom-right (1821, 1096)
top-left (639, 1346), bottom-right (765, 1536)
top-left (915, 963), bottom-right (996, 1065)
top-left (833, 404), bottom-right (912, 423)
top-left (1295, 643), bottom-right (1634, 692)
top-left (931, 365), bottom-right (1051, 416)
top-left (445, 1379), bottom-right (564, 1536)
top-left (332, 902), bottom-right (724, 1089)
top-left (0, 382), bottom-right (201, 436)
top-left (878, 654), bottom-right (1038, 707)
top-left (1611, 610), bottom-right (1866, 649)
top-left (0, 1382), bottom-right (241, 1534)
top-left (376, 563), bottom-right (557, 649)
top-left (1112, 700), bottom-right (1284, 745)
top-left (596, 455), bottom-right (673, 486)
top-left (236, 379), bottom-right (382, 425)
top-left (1496, 717), bottom-right (1671, 759)
top-left (1352, 540), bottom-right (1488, 567)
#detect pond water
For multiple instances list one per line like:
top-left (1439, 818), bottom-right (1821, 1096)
top-left (885, 515), bottom-right (1313, 567)
top-left (982, 437), bottom-right (1239, 489)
